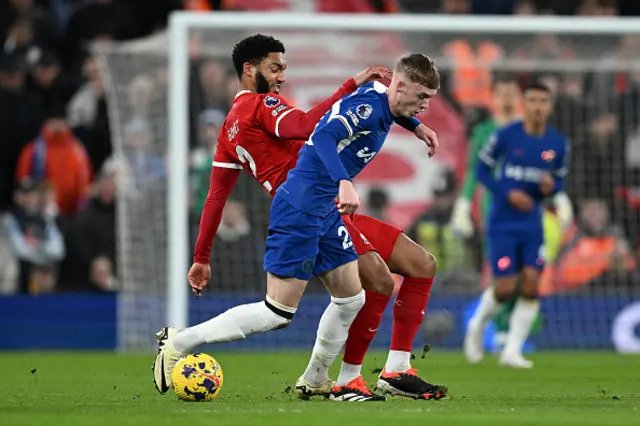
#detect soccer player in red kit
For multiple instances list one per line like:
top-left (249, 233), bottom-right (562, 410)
top-left (179, 34), bottom-right (446, 400)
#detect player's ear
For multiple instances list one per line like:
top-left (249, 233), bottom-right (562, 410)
top-left (395, 79), bottom-right (405, 92)
top-left (242, 62), bottom-right (255, 78)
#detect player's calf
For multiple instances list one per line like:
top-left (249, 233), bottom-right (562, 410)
top-left (303, 261), bottom-right (365, 388)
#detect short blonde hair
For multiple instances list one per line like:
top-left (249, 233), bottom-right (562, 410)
top-left (395, 54), bottom-right (440, 90)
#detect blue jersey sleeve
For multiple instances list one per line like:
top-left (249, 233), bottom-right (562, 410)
top-left (395, 116), bottom-right (421, 132)
top-left (476, 131), bottom-right (509, 199)
top-left (551, 138), bottom-right (569, 194)
top-left (311, 118), bottom-right (352, 183)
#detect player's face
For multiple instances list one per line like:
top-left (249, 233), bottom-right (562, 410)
top-left (392, 80), bottom-right (438, 118)
top-left (494, 82), bottom-right (520, 114)
top-left (255, 52), bottom-right (287, 94)
top-left (523, 89), bottom-right (552, 124)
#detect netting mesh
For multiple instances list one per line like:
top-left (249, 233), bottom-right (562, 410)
top-left (99, 25), bottom-right (640, 352)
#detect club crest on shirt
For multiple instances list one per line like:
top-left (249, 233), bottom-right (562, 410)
top-left (264, 96), bottom-right (280, 108)
top-left (541, 150), bottom-right (556, 161)
top-left (356, 104), bottom-right (373, 119)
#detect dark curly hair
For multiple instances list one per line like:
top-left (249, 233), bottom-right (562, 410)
top-left (231, 34), bottom-right (285, 78)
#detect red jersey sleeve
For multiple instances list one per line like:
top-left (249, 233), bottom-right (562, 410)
top-left (192, 141), bottom-right (241, 264)
top-left (256, 78), bottom-right (358, 140)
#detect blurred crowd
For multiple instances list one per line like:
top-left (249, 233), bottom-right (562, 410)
top-left (1, 0), bottom-right (639, 295)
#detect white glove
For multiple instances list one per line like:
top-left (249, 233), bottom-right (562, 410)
top-left (554, 192), bottom-right (573, 230)
top-left (450, 198), bottom-right (474, 238)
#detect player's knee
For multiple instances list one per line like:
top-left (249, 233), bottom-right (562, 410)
top-left (520, 276), bottom-right (540, 300)
top-left (405, 249), bottom-right (437, 279)
top-left (359, 253), bottom-right (394, 296)
top-left (263, 297), bottom-right (295, 330)
top-left (493, 278), bottom-right (517, 302)
top-left (332, 288), bottom-right (366, 314)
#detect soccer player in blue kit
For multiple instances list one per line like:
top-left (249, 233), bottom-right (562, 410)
top-left (464, 83), bottom-right (569, 369)
top-left (265, 54), bottom-right (440, 401)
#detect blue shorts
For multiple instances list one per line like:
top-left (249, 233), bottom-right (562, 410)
top-left (264, 195), bottom-right (359, 280)
top-left (487, 229), bottom-right (545, 277)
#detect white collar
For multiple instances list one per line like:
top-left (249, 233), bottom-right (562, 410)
top-left (235, 90), bottom-right (251, 99)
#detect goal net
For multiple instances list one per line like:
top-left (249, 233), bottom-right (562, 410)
top-left (98, 13), bottom-right (640, 353)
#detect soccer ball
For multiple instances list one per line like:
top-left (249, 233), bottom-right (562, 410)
top-left (171, 353), bottom-right (224, 402)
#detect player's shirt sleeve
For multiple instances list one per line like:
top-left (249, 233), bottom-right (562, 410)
top-left (256, 79), bottom-right (357, 140)
top-left (395, 116), bottom-right (421, 132)
top-left (476, 131), bottom-right (510, 199)
top-left (551, 138), bottom-right (570, 194)
top-left (193, 140), bottom-right (241, 264)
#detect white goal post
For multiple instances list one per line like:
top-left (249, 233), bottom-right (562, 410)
top-left (99, 11), bottom-right (640, 351)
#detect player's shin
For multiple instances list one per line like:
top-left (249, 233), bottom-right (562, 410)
top-left (339, 289), bottom-right (391, 384)
top-left (172, 297), bottom-right (295, 352)
top-left (303, 289), bottom-right (366, 386)
top-left (502, 297), bottom-right (540, 358)
top-left (387, 277), bottom-right (433, 372)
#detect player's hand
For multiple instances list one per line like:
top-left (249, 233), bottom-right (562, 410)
top-left (539, 172), bottom-right (555, 196)
top-left (337, 180), bottom-right (360, 214)
top-left (188, 262), bottom-right (211, 296)
top-left (508, 190), bottom-right (534, 212)
top-left (352, 66), bottom-right (393, 88)
top-left (414, 124), bottom-right (438, 157)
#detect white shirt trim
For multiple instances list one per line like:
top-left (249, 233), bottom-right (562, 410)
top-left (212, 161), bottom-right (242, 169)
top-left (235, 90), bottom-right (251, 99)
top-left (274, 108), bottom-right (296, 137)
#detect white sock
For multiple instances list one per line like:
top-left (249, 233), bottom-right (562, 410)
top-left (337, 362), bottom-right (362, 385)
top-left (471, 287), bottom-right (503, 327)
top-left (503, 298), bottom-right (540, 357)
top-left (385, 350), bottom-right (412, 373)
top-left (172, 297), bottom-right (295, 353)
top-left (303, 290), bottom-right (365, 386)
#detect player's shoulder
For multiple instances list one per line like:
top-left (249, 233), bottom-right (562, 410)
top-left (340, 81), bottom-right (388, 121)
top-left (500, 120), bottom-right (524, 135)
top-left (545, 126), bottom-right (568, 145)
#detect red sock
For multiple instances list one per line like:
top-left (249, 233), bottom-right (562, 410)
top-left (390, 277), bottom-right (434, 352)
top-left (342, 290), bottom-right (391, 365)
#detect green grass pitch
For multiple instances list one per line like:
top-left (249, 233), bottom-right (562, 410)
top-left (1, 351), bottom-right (638, 426)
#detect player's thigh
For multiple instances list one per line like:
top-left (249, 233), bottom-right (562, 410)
top-left (349, 213), bottom-right (402, 263)
top-left (266, 273), bottom-right (308, 309)
top-left (357, 251), bottom-right (395, 296)
top-left (343, 214), bottom-right (394, 296)
top-left (314, 210), bottom-right (360, 297)
top-left (487, 231), bottom-right (519, 301)
top-left (319, 260), bottom-right (361, 298)
top-left (264, 195), bottom-right (321, 282)
top-left (386, 232), bottom-right (437, 279)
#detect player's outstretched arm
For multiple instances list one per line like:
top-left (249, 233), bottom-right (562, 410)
top-left (191, 165), bottom-right (240, 293)
top-left (266, 67), bottom-right (392, 141)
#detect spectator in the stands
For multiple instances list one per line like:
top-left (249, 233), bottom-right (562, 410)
top-left (2, 178), bottom-right (65, 293)
top-left (70, 161), bottom-right (117, 292)
top-left (62, 0), bottom-right (136, 70)
top-left (0, 211), bottom-right (19, 294)
top-left (67, 55), bottom-right (111, 173)
top-left (0, 54), bottom-right (42, 211)
top-left (16, 104), bottom-right (92, 216)
top-left (198, 59), bottom-right (231, 112)
top-left (26, 50), bottom-right (73, 115)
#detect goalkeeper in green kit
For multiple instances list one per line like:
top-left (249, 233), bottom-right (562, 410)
top-left (450, 77), bottom-right (574, 355)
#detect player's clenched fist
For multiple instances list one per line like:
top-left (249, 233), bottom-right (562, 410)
top-left (337, 180), bottom-right (360, 214)
top-left (188, 262), bottom-right (211, 296)
top-left (352, 66), bottom-right (393, 88)
top-left (507, 189), bottom-right (534, 212)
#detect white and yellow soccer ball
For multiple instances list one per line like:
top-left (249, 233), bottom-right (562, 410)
top-left (171, 353), bottom-right (224, 402)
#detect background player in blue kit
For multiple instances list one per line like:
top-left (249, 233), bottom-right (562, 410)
top-left (265, 54), bottom-right (440, 401)
top-left (464, 83), bottom-right (569, 369)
